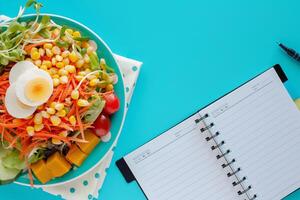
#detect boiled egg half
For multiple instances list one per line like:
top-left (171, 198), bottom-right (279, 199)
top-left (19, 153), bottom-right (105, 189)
top-left (5, 61), bottom-right (53, 118)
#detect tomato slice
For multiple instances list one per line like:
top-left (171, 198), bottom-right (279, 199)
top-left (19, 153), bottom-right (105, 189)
top-left (93, 114), bottom-right (111, 137)
top-left (103, 92), bottom-right (120, 115)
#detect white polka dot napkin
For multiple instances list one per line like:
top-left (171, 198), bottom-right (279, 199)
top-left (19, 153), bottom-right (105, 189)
top-left (37, 54), bottom-right (142, 200)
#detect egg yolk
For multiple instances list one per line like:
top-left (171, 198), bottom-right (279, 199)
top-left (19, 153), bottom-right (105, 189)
top-left (25, 78), bottom-right (51, 102)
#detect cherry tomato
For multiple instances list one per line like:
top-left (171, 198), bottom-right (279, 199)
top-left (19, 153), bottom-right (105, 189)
top-left (103, 92), bottom-right (120, 115)
top-left (93, 114), bottom-right (111, 136)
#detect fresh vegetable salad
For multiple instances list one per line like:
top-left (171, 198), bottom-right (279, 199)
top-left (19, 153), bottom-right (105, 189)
top-left (0, 0), bottom-right (120, 185)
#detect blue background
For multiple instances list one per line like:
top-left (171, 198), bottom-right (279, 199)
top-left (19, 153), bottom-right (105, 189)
top-left (1, 0), bottom-right (300, 199)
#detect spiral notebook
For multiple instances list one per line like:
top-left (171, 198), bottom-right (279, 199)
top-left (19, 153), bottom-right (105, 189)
top-left (116, 64), bottom-right (300, 200)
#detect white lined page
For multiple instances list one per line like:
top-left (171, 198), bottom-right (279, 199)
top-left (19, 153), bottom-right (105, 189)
top-left (124, 113), bottom-right (239, 200)
top-left (199, 68), bottom-right (300, 200)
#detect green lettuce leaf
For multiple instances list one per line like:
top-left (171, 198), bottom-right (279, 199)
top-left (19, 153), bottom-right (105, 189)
top-left (89, 52), bottom-right (100, 71)
top-left (83, 95), bottom-right (105, 123)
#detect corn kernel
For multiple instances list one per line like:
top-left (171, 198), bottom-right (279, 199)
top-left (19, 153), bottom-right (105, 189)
top-left (106, 84), bottom-right (114, 91)
top-left (40, 65), bottom-right (48, 71)
top-left (41, 111), bottom-right (50, 118)
top-left (73, 31), bottom-right (81, 37)
top-left (34, 59), bottom-right (42, 67)
top-left (53, 78), bottom-right (60, 87)
top-left (89, 78), bottom-right (99, 87)
top-left (43, 60), bottom-right (52, 68)
top-left (52, 74), bottom-right (60, 79)
top-left (58, 68), bottom-right (68, 76)
top-left (62, 50), bottom-right (70, 58)
top-left (26, 126), bottom-right (35, 136)
top-left (69, 51), bottom-right (79, 63)
top-left (75, 75), bottom-right (83, 81)
top-left (34, 124), bottom-right (44, 132)
top-left (52, 46), bottom-right (61, 55)
top-left (54, 103), bottom-right (64, 111)
top-left (49, 67), bottom-right (58, 75)
top-left (55, 55), bottom-right (63, 62)
top-left (65, 65), bottom-right (76, 73)
top-left (50, 115), bottom-right (61, 126)
top-left (56, 109), bottom-right (67, 117)
top-left (60, 75), bottom-right (68, 84)
top-left (66, 28), bottom-right (74, 35)
top-left (51, 57), bottom-right (57, 66)
top-left (46, 48), bottom-right (53, 57)
top-left (50, 102), bottom-right (57, 109)
top-left (77, 99), bottom-right (89, 107)
top-left (31, 51), bottom-right (40, 60)
top-left (43, 43), bottom-right (53, 49)
top-left (87, 75), bottom-right (96, 80)
top-left (52, 138), bottom-right (62, 145)
top-left (69, 115), bottom-right (76, 126)
top-left (63, 58), bottom-right (70, 65)
top-left (39, 48), bottom-right (45, 57)
top-left (75, 59), bottom-right (84, 68)
top-left (46, 107), bottom-right (56, 115)
top-left (31, 47), bottom-right (38, 54)
top-left (71, 90), bottom-right (79, 100)
top-left (34, 113), bottom-right (43, 125)
top-left (56, 61), bottom-right (65, 69)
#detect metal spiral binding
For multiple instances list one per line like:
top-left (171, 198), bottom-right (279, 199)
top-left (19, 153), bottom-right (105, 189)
top-left (195, 114), bottom-right (257, 200)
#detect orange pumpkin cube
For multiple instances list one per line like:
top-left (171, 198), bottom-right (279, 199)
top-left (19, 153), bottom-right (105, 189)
top-left (46, 152), bottom-right (71, 177)
top-left (66, 144), bottom-right (87, 166)
top-left (31, 159), bottom-right (53, 184)
top-left (77, 129), bottom-right (100, 154)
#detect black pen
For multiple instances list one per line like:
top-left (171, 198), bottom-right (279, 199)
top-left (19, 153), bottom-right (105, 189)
top-left (278, 43), bottom-right (300, 62)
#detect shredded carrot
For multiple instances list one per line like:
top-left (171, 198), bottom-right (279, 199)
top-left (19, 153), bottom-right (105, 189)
top-left (48, 84), bottom-right (64, 104)
top-left (35, 132), bottom-right (71, 144)
top-left (67, 104), bottom-right (76, 117)
top-left (0, 121), bottom-right (27, 128)
top-left (24, 42), bottom-right (45, 52)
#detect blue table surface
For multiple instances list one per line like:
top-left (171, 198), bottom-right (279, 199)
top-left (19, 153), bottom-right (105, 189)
top-left (1, 0), bottom-right (300, 199)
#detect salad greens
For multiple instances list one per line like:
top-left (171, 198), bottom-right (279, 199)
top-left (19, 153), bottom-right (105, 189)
top-left (83, 95), bottom-right (106, 123)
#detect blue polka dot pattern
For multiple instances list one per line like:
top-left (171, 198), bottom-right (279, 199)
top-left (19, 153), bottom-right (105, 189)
top-left (88, 194), bottom-right (93, 199)
top-left (83, 180), bottom-right (88, 186)
top-left (94, 173), bottom-right (100, 179)
top-left (70, 188), bottom-right (75, 193)
top-left (132, 66), bottom-right (138, 71)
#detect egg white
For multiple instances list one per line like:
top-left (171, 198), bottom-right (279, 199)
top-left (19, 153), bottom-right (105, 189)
top-left (9, 61), bottom-right (38, 84)
top-left (15, 68), bottom-right (53, 107)
top-left (5, 83), bottom-right (37, 119)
